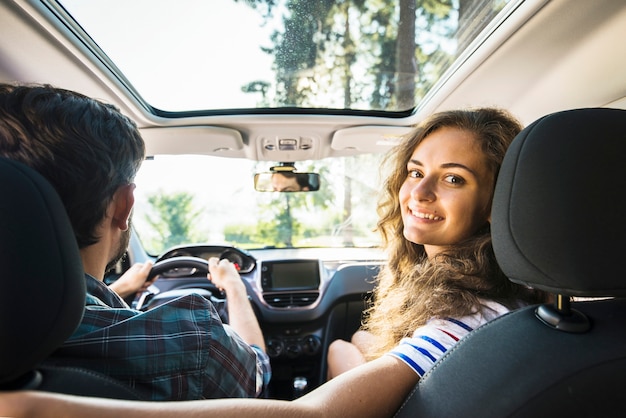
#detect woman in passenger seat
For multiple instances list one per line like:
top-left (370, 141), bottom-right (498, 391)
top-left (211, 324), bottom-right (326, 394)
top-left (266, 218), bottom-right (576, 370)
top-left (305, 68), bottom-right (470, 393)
top-left (0, 107), bottom-right (550, 418)
top-left (326, 107), bottom-right (550, 379)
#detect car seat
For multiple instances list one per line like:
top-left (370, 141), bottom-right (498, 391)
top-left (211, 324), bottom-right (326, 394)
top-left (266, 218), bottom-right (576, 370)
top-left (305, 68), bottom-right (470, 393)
top-left (0, 157), bottom-right (144, 399)
top-left (394, 108), bottom-right (626, 417)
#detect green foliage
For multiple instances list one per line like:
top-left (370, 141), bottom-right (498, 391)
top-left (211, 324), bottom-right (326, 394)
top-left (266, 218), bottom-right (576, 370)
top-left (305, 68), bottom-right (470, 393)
top-left (241, 80), bottom-right (271, 106)
top-left (143, 191), bottom-right (204, 252)
top-left (238, 0), bottom-right (483, 110)
top-left (223, 224), bottom-right (255, 245)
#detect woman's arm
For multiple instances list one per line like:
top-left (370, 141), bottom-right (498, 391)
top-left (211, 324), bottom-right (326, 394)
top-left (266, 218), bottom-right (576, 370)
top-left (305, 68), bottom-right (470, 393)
top-left (298, 355), bottom-right (418, 417)
top-left (326, 338), bottom-right (367, 379)
top-left (0, 356), bottom-right (419, 418)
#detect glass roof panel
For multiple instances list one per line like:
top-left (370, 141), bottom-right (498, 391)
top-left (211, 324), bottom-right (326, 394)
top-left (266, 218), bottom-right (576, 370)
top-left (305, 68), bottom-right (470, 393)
top-left (57, 0), bottom-right (515, 113)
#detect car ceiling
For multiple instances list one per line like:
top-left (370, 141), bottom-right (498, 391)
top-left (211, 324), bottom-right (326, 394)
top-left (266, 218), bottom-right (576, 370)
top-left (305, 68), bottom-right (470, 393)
top-left (1, 0), bottom-right (625, 161)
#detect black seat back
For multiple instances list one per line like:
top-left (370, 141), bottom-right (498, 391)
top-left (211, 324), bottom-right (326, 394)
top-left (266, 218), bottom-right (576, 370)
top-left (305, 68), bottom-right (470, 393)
top-left (395, 108), bottom-right (626, 417)
top-left (0, 157), bottom-right (143, 399)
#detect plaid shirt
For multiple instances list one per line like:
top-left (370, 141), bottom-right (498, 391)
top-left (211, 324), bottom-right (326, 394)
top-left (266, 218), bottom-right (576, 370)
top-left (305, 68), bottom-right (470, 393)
top-left (45, 274), bottom-right (271, 400)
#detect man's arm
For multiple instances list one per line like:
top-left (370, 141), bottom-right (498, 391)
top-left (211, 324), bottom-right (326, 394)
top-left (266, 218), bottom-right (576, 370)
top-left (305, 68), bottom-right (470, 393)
top-left (207, 257), bottom-right (265, 351)
top-left (107, 261), bottom-right (153, 299)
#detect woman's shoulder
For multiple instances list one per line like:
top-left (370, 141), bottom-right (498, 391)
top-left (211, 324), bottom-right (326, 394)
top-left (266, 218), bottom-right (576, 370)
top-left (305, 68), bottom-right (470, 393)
top-left (422, 299), bottom-right (511, 336)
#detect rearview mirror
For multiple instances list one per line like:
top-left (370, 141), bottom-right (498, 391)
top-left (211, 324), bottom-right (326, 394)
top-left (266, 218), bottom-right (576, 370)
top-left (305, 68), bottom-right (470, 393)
top-left (254, 172), bottom-right (320, 192)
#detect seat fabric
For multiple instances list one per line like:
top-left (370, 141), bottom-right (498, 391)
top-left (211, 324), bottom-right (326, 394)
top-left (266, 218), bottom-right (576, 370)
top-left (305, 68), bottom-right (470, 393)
top-left (396, 301), bottom-right (626, 417)
top-left (0, 157), bottom-right (143, 400)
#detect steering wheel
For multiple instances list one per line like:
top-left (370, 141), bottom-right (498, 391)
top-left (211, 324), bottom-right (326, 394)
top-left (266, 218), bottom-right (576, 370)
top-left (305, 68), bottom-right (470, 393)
top-left (148, 256), bottom-right (212, 282)
top-left (131, 256), bottom-right (228, 322)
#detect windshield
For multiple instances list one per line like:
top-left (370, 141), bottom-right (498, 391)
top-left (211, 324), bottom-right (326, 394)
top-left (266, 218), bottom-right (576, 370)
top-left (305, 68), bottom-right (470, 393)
top-left (132, 154), bottom-right (384, 255)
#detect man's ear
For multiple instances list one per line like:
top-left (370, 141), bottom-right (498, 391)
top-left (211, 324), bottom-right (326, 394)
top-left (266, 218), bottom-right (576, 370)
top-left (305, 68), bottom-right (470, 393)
top-left (112, 183), bottom-right (136, 231)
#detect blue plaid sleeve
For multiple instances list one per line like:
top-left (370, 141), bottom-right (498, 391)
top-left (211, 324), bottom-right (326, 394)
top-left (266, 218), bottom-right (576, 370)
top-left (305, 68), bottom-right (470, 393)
top-left (48, 276), bottom-right (265, 401)
top-left (250, 344), bottom-right (272, 396)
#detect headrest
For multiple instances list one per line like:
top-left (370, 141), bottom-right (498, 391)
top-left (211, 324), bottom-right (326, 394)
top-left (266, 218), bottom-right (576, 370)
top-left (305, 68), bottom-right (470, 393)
top-left (492, 108), bottom-right (626, 297)
top-left (0, 157), bottom-right (85, 386)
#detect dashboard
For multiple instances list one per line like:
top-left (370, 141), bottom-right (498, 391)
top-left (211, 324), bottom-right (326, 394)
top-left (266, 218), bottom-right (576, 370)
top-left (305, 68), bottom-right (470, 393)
top-left (128, 244), bottom-right (385, 400)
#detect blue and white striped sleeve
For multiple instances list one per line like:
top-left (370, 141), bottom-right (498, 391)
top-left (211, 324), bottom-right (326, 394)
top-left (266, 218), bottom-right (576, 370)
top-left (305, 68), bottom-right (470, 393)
top-left (386, 301), bottom-right (511, 377)
top-left (386, 318), bottom-right (474, 377)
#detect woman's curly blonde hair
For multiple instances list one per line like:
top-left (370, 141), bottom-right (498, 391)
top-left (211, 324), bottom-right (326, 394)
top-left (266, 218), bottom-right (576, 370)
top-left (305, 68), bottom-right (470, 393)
top-left (361, 107), bottom-right (549, 360)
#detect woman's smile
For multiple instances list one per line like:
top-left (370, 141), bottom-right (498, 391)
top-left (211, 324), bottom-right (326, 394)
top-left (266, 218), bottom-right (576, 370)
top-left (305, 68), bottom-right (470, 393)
top-left (408, 208), bottom-right (444, 221)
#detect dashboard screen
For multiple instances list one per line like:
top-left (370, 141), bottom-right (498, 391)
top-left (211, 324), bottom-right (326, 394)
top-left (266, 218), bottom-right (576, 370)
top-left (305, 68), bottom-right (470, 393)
top-left (261, 260), bottom-right (320, 291)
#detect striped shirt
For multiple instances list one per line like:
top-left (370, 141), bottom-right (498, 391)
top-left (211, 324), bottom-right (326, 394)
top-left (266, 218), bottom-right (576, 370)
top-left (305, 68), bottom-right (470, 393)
top-left (45, 274), bottom-right (271, 401)
top-left (387, 300), bottom-right (510, 376)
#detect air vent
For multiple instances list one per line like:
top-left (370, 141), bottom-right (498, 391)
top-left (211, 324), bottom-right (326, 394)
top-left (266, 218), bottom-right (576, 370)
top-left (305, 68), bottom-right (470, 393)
top-left (263, 292), bottom-right (319, 308)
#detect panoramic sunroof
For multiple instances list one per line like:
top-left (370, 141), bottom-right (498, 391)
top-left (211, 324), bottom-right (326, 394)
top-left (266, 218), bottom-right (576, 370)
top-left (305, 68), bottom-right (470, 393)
top-left (57, 0), bottom-right (515, 113)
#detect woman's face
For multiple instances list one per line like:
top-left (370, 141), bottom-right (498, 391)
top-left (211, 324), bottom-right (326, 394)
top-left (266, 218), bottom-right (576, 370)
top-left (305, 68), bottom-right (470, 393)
top-left (399, 127), bottom-right (495, 257)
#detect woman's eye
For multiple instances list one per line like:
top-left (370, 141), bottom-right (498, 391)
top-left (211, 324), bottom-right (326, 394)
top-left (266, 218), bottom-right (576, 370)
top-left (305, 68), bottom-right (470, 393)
top-left (444, 174), bottom-right (465, 185)
top-left (408, 169), bottom-right (422, 179)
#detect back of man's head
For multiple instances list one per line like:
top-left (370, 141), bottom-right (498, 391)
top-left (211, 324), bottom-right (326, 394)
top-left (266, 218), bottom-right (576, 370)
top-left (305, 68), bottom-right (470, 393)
top-left (0, 83), bottom-right (145, 248)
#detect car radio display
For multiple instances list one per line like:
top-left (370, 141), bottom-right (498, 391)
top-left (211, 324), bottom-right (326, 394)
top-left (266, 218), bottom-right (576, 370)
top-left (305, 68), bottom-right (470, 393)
top-left (261, 260), bottom-right (320, 291)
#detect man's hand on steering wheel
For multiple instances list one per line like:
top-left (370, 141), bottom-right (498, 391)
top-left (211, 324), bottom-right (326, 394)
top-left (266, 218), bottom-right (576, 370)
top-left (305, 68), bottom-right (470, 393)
top-left (109, 261), bottom-right (154, 303)
top-left (207, 257), bottom-right (245, 296)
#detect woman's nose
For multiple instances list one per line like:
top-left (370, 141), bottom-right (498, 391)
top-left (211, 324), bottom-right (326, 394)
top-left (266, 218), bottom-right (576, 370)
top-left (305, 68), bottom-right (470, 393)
top-left (411, 176), bottom-right (436, 201)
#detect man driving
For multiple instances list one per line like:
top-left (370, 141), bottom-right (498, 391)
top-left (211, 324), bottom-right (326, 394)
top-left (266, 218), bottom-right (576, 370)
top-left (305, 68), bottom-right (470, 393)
top-left (0, 82), bottom-right (270, 401)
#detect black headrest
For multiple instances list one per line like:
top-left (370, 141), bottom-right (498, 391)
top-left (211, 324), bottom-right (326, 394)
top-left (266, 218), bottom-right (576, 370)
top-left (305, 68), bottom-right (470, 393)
top-left (492, 108), bottom-right (626, 297)
top-left (0, 157), bottom-right (85, 386)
